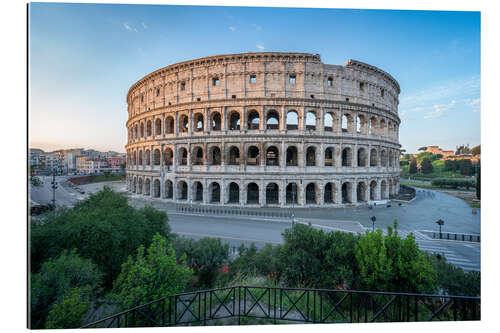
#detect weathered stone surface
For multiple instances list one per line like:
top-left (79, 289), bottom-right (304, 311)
top-left (124, 52), bottom-right (401, 207)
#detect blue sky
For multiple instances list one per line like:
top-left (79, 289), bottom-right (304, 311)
top-left (29, 3), bottom-right (480, 153)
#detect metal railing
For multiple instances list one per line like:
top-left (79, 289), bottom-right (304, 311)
top-left (82, 286), bottom-right (480, 328)
top-left (176, 204), bottom-right (291, 219)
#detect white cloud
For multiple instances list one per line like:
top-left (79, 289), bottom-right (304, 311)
top-left (141, 22), bottom-right (148, 29)
top-left (256, 44), bottom-right (265, 51)
top-left (468, 98), bottom-right (481, 113)
top-left (123, 23), bottom-right (138, 32)
top-left (228, 26), bottom-right (236, 32)
top-left (424, 100), bottom-right (456, 119)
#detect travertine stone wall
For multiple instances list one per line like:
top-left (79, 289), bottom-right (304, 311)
top-left (125, 52), bottom-right (401, 207)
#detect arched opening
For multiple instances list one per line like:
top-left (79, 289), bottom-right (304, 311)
top-left (341, 114), bottom-right (349, 132)
top-left (357, 148), bottom-right (367, 167)
top-left (324, 183), bottom-right (336, 204)
top-left (179, 148), bottom-right (188, 165)
top-left (324, 113), bottom-right (333, 132)
top-left (140, 122), bottom-right (144, 138)
top-left (228, 146), bottom-right (240, 165)
top-left (163, 148), bottom-right (173, 166)
top-left (356, 115), bottom-right (365, 134)
top-left (306, 146), bottom-right (316, 166)
top-left (389, 151), bottom-right (394, 167)
top-left (247, 110), bottom-right (260, 130)
top-left (193, 182), bottom-right (203, 202)
top-left (341, 182), bottom-right (352, 203)
top-left (137, 178), bottom-right (143, 194)
top-left (305, 111), bottom-right (316, 131)
top-left (286, 146), bottom-right (298, 166)
top-left (165, 180), bottom-right (173, 199)
top-left (138, 150), bottom-right (143, 166)
top-left (209, 182), bottom-right (220, 203)
top-left (266, 110), bottom-right (280, 130)
top-left (381, 180), bottom-right (388, 199)
top-left (370, 149), bottom-right (378, 167)
top-left (357, 182), bottom-right (366, 202)
top-left (166, 116), bottom-right (174, 134)
top-left (286, 111), bottom-right (299, 130)
top-left (246, 183), bottom-right (259, 204)
top-left (229, 111), bottom-right (240, 130)
top-left (379, 119), bottom-right (386, 136)
top-left (134, 124), bottom-right (138, 139)
top-left (146, 120), bottom-right (152, 137)
top-left (266, 146), bottom-right (279, 166)
top-left (286, 183), bottom-right (298, 204)
top-left (177, 181), bottom-right (188, 200)
top-left (133, 151), bottom-right (137, 165)
top-left (305, 183), bottom-right (317, 204)
top-left (324, 147), bottom-right (334, 166)
top-left (211, 112), bottom-right (221, 131)
top-left (209, 146), bottom-right (221, 165)
top-left (342, 147), bottom-right (352, 167)
top-left (155, 118), bottom-right (162, 136)
top-left (153, 149), bottom-right (161, 166)
top-left (194, 113), bottom-right (204, 132)
top-left (145, 150), bottom-right (151, 166)
top-left (266, 183), bottom-right (279, 205)
top-left (229, 182), bottom-right (240, 203)
top-left (179, 115), bottom-right (188, 133)
top-left (247, 146), bottom-right (259, 165)
top-left (370, 180), bottom-right (377, 201)
top-left (153, 179), bottom-right (160, 198)
top-left (381, 150), bottom-right (388, 167)
top-left (192, 146), bottom-right (204, 165)
top-left (369, 117), bottom-right (377, 135)
top-left (144, 178), bottom-right (151, 195)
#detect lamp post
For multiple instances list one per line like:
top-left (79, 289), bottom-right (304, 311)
top-left (370, 216), bottom-right (376, 232)
top-left (50, 168), bottom-right (58, 207)
top-left (436, 219), bottom-right (444, 239)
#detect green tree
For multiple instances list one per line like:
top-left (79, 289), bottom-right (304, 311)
top-left (355, 223), bottom-right (437, 293)
top-left (476, 164), bottom-right (481, 200)
top-left (459, 159), bottom-right (473, 176)
top-left (45, 286), bottom-right (92, 329)
top-left (279, 223), bottom-right (359, 289)
top-left (120, 161), bottom-right (126, 171)
top-left (30, 187), bottom-right (171, 287)
top-left (417, 146), bottom-right (428, 151)
top-left (417, 152), bottom-right (436, 162)
top-left (428, 254), bottom-right (480, 296)
top-left (409, 159), bottom-right (418, 174)
top-left (30, 249), bottom-right (102, 329)
top-left (112, 233), bottom-right (193, 311)
top-left (470, 145), bottom-right (481, 156)
top-left (420, 158), bottom-right (434, 174)
top-left (103, 170), bottom-right (111, 178)
top-left (173, 237), bottom-right (229, 287)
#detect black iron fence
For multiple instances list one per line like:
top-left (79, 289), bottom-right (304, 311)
top-left (176, 204), bottom-right (291, 219)
top-left (82, 286), bottom-right (480, 328)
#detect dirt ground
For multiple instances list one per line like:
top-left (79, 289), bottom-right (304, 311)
top-left (440, 190), bottom-right (480, 208)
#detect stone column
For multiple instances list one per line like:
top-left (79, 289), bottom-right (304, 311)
top-left (205, 107), bottom-right (210, 133)
top-left (150, 145), bottom-right (154, 169)
top-left (319, 143), bottom-right (325, 168)
top-left (376, 181), bottom-right (381, 200)
top-left (152, 115), bottom-right (156, 137)
top-left (318, 108), bottom-right (324, 135)
top-left (187, 178), bottom-right (193, 203)
top-left (162, 113), bottom-right (165, 138)
top-left (150, 177), bottom-right (154, 197)
top-left (318, 181), bottom-right (324, 205)
top-left (188, 109), bottom-right (193, 135)
top-left (221, 181), bottom-right (227, 204)
top-left (280, 180), bottom-right (286, 207)
top-left (335, 181), bottom-right (342, 204)
top-left (239, 182), bottom-right (244, 206)
top-left (203, 179), bottom-right (209, 204)
top-left (259, 180), bottom-right (265, 206)
top-left (298, 182), bottom-right (306, 206)
top-left (280, 105), bottom-right (286, 132)
top-left (351, 180), bottom-right (357, 204)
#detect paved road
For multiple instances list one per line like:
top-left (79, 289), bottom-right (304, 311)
top-left (30, 179), bottom-right (480, 272)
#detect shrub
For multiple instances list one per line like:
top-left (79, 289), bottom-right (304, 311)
top-left (431, 178), bottom-right (475, 189)
top-left (409, 159), bottom-right (418, 174)
top-left (355, 223), bottom-right (437, 293)
top-left (30, 187), bottom-right (171, 287)
top-left (45, 286), bottom-right (92, 329)
top-left (428, 254), bottom-right (480, 296)
top-left (30, 249), bottom-right (102, 329)
top-left (279, 223), bottom-right (359, 289)
top-left (172, 236), bottom-right (229, 288)
top-left (112, 233), bottom-right (193, 311)
top-left (459, 159), bottom-right (473, 176)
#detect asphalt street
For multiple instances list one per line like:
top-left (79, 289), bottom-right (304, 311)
top-left (30, 177), bottom-right (481, 272)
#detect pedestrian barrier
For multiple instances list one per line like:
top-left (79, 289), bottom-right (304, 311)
top-left (175, 204), bottom-right (290, 219)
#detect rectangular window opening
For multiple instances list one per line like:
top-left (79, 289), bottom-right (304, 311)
top-left (250, 75), bottom-right (256, 83)
top-left (289, 75), bottom-right (296, 84)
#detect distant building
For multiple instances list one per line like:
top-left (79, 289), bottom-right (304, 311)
top-left (107, 156), bottom-right (126, 172)
top-left (426, 146), bottom-right (455, 158)
top-left (62, 148), bottom-right (84, 172)
top-left (76, 156), bottom-right (115, 174)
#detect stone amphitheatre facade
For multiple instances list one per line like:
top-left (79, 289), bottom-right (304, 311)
top-left (125, 52), bottom-right (401, 207)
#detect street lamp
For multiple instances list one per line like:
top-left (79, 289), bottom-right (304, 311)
top-left (370, 216), bottom-right (376, 232)
top-left (436, 219), bottom-right (444, 239)
top-left (50, 168), bottom-right (58, 207)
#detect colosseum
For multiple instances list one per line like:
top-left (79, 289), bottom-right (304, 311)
top-left (125, 52), bottom-right (401, 208)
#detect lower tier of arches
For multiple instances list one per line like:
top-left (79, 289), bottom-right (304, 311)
top-left (126, 174), bottom-right (400, 207)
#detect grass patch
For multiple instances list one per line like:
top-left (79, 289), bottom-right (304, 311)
top-left (88, 174), bottom-right (125, 183)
